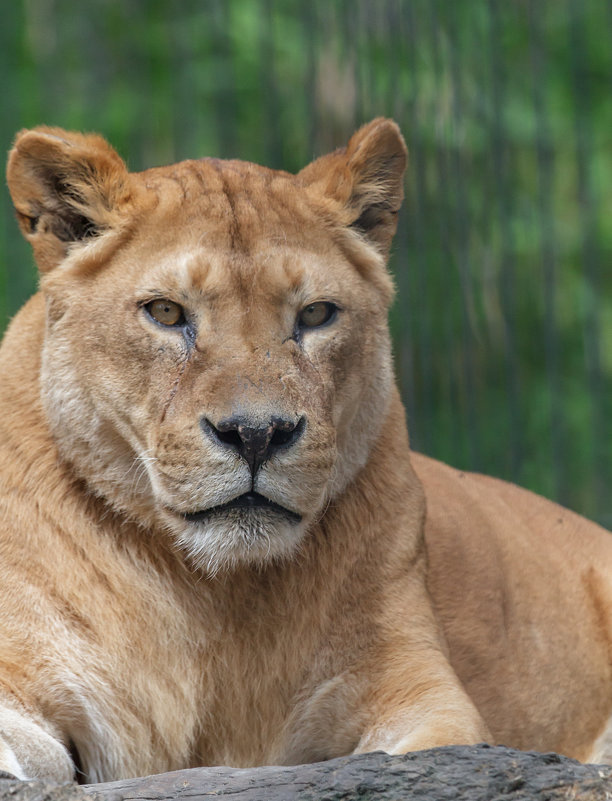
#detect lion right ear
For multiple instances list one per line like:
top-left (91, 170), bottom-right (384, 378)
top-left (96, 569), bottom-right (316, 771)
top-left (300, 118), bottom-right (407, 257)
top-left (6, 127), bottom-right (131, 272)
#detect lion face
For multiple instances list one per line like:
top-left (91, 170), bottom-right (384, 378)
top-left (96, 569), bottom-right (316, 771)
top-left (8, 120), bottom-right (406, 573)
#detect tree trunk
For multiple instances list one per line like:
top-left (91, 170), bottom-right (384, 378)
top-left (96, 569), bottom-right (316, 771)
top-left (1, 745), bottom-right (610, 801)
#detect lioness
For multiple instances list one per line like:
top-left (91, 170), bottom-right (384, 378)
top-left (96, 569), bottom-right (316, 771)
top-left (1, 118), bottom-right (612, 783)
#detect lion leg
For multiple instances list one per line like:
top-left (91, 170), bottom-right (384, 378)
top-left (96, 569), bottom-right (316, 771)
top-left (0, 703), bottom-right (73, 782)
top-left (355, 700), bottom-right (491, 755)
top-left (354, 658), bottom-right (491, 755)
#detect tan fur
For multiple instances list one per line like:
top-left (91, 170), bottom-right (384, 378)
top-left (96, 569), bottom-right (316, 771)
top-left (1, 119), bottom-right (612, 781)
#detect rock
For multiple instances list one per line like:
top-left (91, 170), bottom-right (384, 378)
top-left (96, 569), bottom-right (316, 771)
top-left (1, 746), bottom-right (610, 801)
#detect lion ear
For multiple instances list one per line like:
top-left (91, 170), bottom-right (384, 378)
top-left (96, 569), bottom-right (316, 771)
top-left (300, 118), bottom-right (407, 255)
top-left (6, 127), bottom-right (130, 272)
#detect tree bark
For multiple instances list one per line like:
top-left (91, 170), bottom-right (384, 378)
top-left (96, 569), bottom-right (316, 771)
top-left (1, 745), bottom-right (610, 801)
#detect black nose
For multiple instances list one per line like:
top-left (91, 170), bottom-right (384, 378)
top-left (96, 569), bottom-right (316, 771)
top-left (202, 415), bottom-right (305, 474)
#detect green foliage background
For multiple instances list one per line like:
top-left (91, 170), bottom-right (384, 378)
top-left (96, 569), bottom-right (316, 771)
top-left (1, 0), bottom-right (611, 522)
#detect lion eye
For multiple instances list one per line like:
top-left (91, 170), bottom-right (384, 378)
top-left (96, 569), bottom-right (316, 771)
top-left (297, 302), bottom-right (337, 329)
top-left (146, 299), bottom-right (185, 327)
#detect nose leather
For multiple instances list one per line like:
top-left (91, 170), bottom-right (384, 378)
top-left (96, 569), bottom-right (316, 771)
top-left (202, 416), bottom-right (305, 475)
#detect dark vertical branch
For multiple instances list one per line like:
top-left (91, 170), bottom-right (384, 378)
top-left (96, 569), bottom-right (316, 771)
top-left (212, 0), bottom-right (238, 159)
top-left (388, 0), bottom-right (417, 437)
top-left (342, 0), bottom-right (363, 127)
top-left (0, 3), bottom-right (26, 328)
top-left (259, 0), bottom-right (283, 169)
top-left (568, 0), bottom-right (605, 513)
top-left (401, 0), bottom-right (435, 456)
top-left (488, 0), bottom-right (522, 484)
top-left (425, 0), bottom-right (466, 465)
top-left (446, 0), bottom-right (480, 471)
top-left (528, 0), bottom-right (564, 503)
top-left (302, 0), bottom-right (318, 158)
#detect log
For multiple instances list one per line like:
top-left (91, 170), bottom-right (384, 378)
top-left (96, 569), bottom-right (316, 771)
top-left (0, 745), bottom-right (610, 801)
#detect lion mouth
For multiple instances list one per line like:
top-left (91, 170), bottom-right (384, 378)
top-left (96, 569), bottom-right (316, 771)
top-left (181, 492), bottom-right (302, 524)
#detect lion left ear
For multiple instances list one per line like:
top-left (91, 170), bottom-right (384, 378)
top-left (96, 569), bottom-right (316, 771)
top-left (6, 126), bottom-right (131, 272)
top-left (300, 118), bottom-right (407, 255)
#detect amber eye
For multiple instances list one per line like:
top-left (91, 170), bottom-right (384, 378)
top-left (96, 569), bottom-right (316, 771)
top-left (297, 302), bottom-right (337, 329)
top-left (145, 299), bottom-right (185, 327)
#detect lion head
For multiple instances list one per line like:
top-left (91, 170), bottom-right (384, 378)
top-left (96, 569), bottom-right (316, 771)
top-left (7, 119), bottom-right (407, 574)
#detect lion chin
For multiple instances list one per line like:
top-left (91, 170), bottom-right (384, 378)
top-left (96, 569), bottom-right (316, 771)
top-left (164, 494), bottom-right (307, 574)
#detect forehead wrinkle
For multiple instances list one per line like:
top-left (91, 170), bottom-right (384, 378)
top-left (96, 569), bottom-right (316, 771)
top-left (133, 249), bottom-right (209, 299)
top-left (167, 252), bottom-right (253, 328)
top-left (279, 252), bottom-right (304, 293)
top-left (274, 248), bottom-right (335, 303)
top-left (185, 252), bottom-right (212, 293)
top-left (223, 250), bottom-right (264, 311)
top-left (208, 160), bottom-right (278, 257)
top-left (207, 160), bottom-right (314, 248)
